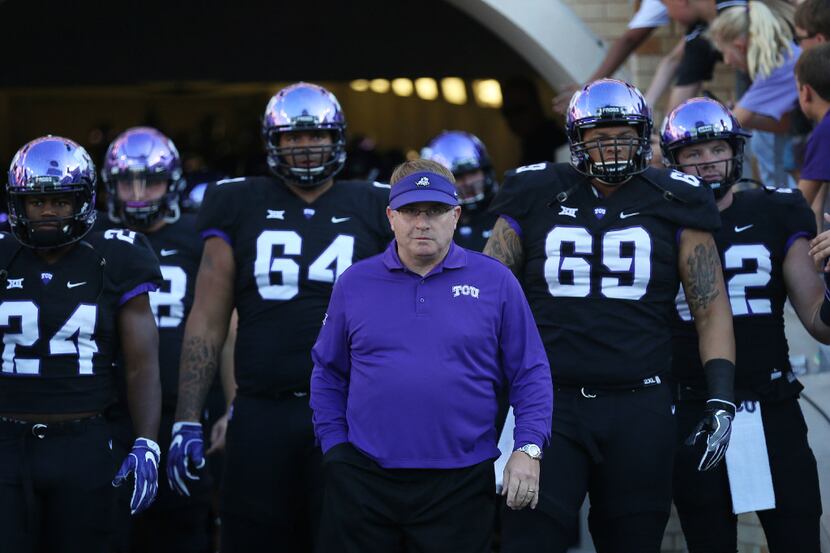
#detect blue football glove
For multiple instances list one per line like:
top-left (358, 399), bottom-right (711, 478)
top-left (685, 399), bottom-right (735, 471)
top-left (112, 437), bottom-right (161, 515)
top-left (167, 421), bottom-right (206, 497)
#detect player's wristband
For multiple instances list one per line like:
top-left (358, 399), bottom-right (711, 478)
top-left (703, 358), bottom-right (735, 405)
top-left (820, 289), bottom-right (830, 327)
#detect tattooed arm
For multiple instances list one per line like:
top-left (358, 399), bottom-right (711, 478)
top-left (484, 217), bottom-right (525, 276)
top-left (174, 237), bottom-right (236, 422)
top-left (678, 229), bottom-right (735, 364)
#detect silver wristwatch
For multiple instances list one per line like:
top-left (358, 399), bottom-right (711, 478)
top-left (516, 443), bottom-right (543, 460)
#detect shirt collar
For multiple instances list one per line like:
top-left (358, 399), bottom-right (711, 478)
top-left (382, 240), bottom-right (467, 273)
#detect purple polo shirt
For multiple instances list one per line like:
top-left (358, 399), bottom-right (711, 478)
top-left (801, 110), bottom-right (830, 181)
top-left (310, 241), bottom-right (552, 469)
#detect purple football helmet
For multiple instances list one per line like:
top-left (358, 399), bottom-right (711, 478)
top-left (567, 79), bottom-right (652, 185)
top-left (102, 127), bottom-right (185, 229)
top-left (262, 82), bottom-right (347, 188)
top-left (421, 131), bottom-right (497, 210)
top-left (661, 97), bottom-right (751, 199)
top-left (7, 136), bottom-right (97, 249)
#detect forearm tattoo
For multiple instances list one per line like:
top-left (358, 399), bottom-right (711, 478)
top-left (686, 242), bottom-right (721, 313)
top-left (484, 218), bottom-right (525, 275)
top-left (175, 335), bottom-right (219, 421)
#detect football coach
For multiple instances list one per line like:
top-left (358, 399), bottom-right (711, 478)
top-left (310, 159), bottom-right (553, 553)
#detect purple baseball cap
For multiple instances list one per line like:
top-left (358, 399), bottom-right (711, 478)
top-left (389, 172), bottom-right (459, 209)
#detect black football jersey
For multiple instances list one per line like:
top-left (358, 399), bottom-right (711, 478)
top-left (455, 208), bottom-right (497, 252)
top-left (0, 229), bottom-right (162, 413)
top-left (198, 176), bottom-right (393, 395)
top-left (489, 162), bottom-right (720, 385)
top-left (672, 187), bottom-right (816, 400)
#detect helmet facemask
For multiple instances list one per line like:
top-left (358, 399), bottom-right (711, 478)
top-left (9, 185), bottom-right (96, 249)
top-left (570, 123), bottom-right (651, 186)
top-left (264, 127), bottom-right (346, 188)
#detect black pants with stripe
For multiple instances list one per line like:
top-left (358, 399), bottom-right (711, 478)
top-left (316, 443), bottom-right (496, 553)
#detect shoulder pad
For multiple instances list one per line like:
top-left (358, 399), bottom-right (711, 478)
top-left (639, 167), bottom-right (711, 205)
top-left (760, 185), bottom-right (807, 203)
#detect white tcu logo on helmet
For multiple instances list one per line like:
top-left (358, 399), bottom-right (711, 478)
top-left (416, 177), bottom-right (430, 187)
top-left (452, 284), bottom-right (480, 298)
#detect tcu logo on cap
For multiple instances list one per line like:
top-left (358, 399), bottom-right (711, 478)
top-left (416, 176), bottom-right (430, 187)
top-left (452, 284), bottom-right (480, 299)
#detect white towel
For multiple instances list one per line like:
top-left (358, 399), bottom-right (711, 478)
top-left (724, 401), bottom-right (776, 514)
top-left (494, 407), bottom-right (516, 494)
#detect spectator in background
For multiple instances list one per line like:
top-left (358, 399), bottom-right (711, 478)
top-left (708, 1), bottom-right (800, 188)
top-left (553, 0), bottom-right (669, 112)
top-left (501, 78), bottom-right (567, 165)
top-left (795, 0), bottom-right (830, 51)
top-left (795, 2), bottom-right (830, 209)
top-left (796, 44), bottom-right (830, 208)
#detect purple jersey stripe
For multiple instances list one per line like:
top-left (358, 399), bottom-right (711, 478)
top-left (784, 231), bottom-right (812, 255)
top-left (119, 282), bottom-right (159, 307)
top-left (500, 214), bottom-right (523, 238)
top-left (201, 229), bottom-right (232, 246)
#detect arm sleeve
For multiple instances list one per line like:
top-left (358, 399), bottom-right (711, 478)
top-left (628, 0), bottom-right (669, 29)
top-left (498, 271), bottom-right (553, 448)
top-left (737, 48), bottom-right (800, 121)
top-left (310, 280), bottom-right (352, 453)
top-left (774, 189), bottom-right (817, 252)
top-left (196, 181), bottom-right (239, 246)
top-left (108, 233), bottom-right (163, 306)
top-left (800, 119), bottom-right (830, 181)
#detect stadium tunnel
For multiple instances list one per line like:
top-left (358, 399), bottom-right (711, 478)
top-left (0, 0), bottom-right (607, 182)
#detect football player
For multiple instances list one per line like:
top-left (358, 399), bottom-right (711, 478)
top-left (421, 131), bottom-right (498, 252)
top-left (663, 97), bottom-right (826, 553)
top-left (484, 79), bottom-right (736, 552)
top-left (100, 127), bottom-right (215, 553)
top-left (0, 136), bottom-right (162, 552)
top-left (167, 82), bottom-right (393, 552)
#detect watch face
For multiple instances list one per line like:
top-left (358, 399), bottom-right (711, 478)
top-left (523, 444), bottom-right (542, 458)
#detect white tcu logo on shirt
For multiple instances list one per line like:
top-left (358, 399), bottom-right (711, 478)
top-left (452, 284), bottom-right (480, 298)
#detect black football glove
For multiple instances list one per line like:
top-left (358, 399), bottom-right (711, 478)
top-left (685, 399), bottom-right (735, 472)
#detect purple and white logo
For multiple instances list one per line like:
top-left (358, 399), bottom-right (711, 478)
top-left (416, 177), bottom-right (430, 187)
top-left (594, 207), bottom-right (606, 219)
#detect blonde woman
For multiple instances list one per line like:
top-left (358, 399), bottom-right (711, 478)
top-left (709, 1), bottom-right (800, 188)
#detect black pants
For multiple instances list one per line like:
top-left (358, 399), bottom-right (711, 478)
top-left (501, 384), bottom-right (676, 553)
top-left (0, 415), bottom-right (118, 553)
top-left (317, 443), bottom-right (495, 553)
top-left (673, 397), bottom-right (822, 553)
top-left (220, 393), bottom-right (322, 553)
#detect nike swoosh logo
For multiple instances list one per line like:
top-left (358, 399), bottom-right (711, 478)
top-left (619, 211), bottom-right (640, 219)
top-left (160, 249), bottom-right (178, 256)
top-left (67, 281), bottom-right (86, 288)
top-left (331, 216), bottom-right (351, 224)
top-left (734, 224), bottom-right (754, 233)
